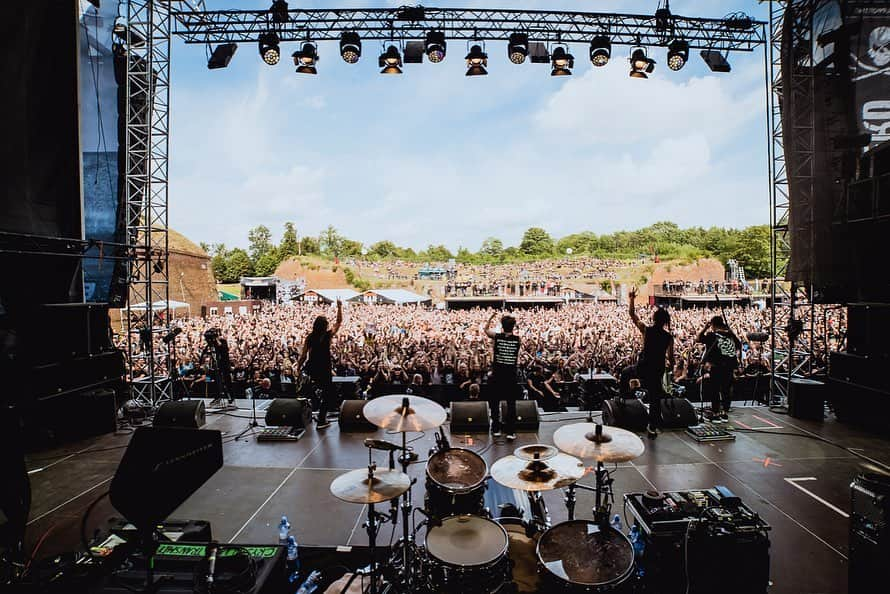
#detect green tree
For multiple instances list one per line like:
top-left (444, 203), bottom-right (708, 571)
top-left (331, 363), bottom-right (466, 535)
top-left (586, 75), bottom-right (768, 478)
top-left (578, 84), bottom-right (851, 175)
top-left (210, 243), bottom-right (228, 282)
top-left (224, 248), bottom-right (253, 282)
top-left (423, 244), bottom-right (453, 261)
top-left (340, 239), bottom-right (364, 257)
top-left (519, 227), bottom-right (554, 256)
top-left (319, 225), bottom-right (343, 256)
top-left (279, 222), bottom-right (300, 259)
top-left (199, 241), bottom-right (210, 254)
top-left (729, 225), bottom-right (771, 278)
top-left (254, 247), bottom-right (281, 277)
top-left (370, 240), bottom-right (400, 259)
top-left (479, 237), bottom-right (504, 259)
top-left (300, 236), bottom-right (320, 255)
top-left (247, 225), bottom-right (273, 263)
top-left (456, 246), bottom-right (475, 263)
top-left (556, 231), bottom-right (598, 255)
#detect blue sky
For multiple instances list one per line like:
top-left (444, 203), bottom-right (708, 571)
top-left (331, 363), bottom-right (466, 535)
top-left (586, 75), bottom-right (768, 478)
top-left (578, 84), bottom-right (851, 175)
top-left (167, 1), bottom-right (771, 252)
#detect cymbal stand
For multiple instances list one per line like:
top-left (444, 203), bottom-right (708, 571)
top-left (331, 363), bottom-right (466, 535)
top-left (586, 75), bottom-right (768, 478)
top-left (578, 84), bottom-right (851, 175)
top-left (363, 450), bottom-right (386, 594)
top-left (563, 463), bottom-right (613, 524)
top-left (395, 399), bottom-right (417, 591)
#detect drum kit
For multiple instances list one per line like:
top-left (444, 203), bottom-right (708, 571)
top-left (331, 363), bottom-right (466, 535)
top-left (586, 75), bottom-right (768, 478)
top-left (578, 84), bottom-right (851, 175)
top-left (329, 395), bottom-right (646, 594)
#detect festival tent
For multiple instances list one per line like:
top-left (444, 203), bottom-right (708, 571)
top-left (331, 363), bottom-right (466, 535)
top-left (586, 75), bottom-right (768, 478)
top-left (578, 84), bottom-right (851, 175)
top-left (355, 289), bottom-right (432, 305)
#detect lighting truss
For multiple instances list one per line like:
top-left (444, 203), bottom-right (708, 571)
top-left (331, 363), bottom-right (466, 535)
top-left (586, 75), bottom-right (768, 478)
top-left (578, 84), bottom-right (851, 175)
top-left (171, 6), bottom-right (765, 52)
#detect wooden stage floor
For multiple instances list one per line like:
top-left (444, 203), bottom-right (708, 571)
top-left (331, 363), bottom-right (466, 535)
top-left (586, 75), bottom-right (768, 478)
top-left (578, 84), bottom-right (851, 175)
top-left (24, 400), bottom-right (890, 594)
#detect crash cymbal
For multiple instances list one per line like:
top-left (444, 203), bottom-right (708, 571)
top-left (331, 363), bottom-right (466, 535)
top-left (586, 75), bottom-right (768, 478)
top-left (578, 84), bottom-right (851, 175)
top-left (553, 423), bottom-right (645, 463)
top-left (513, 443), bottom-right (559, 462)
top-left (490, 452), bottom-right (585, 492)
top-left (330, 467), bottom-right (411, 504)
top-left (362, 394), bottom-right (447, 432)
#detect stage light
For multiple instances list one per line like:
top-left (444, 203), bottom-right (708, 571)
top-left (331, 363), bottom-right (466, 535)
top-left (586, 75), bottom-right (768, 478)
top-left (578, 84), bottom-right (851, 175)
top-left (550, 46), bottom-right (574, 76)
top-left (340, 32), bottom-right (361, 64)
top-left (425, 31), bottom-right (447, 63)
top-left (629, 47), bottom-right (655, 78)
top-left (589, 36), bottom-right (611, 67)
top-left (701, 49), bottom-right (731, 72)
top-left (208, 43), bottom-right (237, 69)
top-left (404, 41), bottom-right (425, 64)
top-left (270, 0), bottom-right (289, 23)
top-left (655, 5), bottom-right (672, 32)
top-left (508, 33), bottom-right (529, 64)
top-left (465, 44), bottom-right (488, 76)
top-left (667, 39), bottom-right (688, 71)
top-left (379, 45), bottom-right (403, 74)
top-left (259, 32), bottom-right (280, 65)
top-left (292, 42), bottom-right (318, 74)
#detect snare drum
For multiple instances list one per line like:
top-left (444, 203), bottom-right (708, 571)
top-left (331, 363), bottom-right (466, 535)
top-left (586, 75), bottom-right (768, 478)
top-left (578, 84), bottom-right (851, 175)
top-left (537, 520), bottom-right (635, 593)
top-left (425, 448), bottom-right (488, 518)
top-left (424, 515), bottom-right (511, 594)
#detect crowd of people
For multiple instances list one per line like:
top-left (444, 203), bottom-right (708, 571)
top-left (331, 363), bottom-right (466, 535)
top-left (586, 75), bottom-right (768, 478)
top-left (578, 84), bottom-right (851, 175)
top-left (120, 301), bottom-right (845, 409)
top-left (659, 279), bottom-right (753, 295)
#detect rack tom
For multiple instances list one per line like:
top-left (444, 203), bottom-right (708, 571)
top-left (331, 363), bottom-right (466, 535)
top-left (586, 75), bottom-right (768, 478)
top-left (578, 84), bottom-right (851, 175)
top-left (425, 448), bottom-right (488, 517)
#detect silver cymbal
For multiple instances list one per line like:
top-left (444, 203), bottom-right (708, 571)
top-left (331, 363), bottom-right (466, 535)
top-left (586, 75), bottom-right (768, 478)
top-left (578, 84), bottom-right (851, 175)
top-left (330, 467), bottom-right (411, 504)
top-left (362, 394), bottom-right (447, 432)
top-left (553, 423), bottom-right (645, 463)
top-left (513, 443), bottom-right (559, 462)
top-left (490, 452), bottom-right (585, 492)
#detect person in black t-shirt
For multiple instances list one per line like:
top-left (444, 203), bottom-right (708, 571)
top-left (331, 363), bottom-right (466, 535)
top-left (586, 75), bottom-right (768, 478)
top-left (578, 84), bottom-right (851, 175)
top-left (697, 315), bottom-right (742, 422)
top-left (485, 312), bottom-right (520, 440)
top-left (629, 287), bottom-right (674, 439)
top-left (295, 300), bottom-right (342, 429)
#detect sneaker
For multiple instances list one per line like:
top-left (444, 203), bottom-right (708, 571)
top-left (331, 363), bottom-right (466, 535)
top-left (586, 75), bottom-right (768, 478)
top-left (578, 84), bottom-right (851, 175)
top-left (492, 430), bottom-right (503, 437)
top-left (506, 433), bottom-right (516, 441)
top-left (646, 425), bottom-right (658, 440)
top-left (316, 421), bottom-right (332, 429)
top-left (720, 412), bottom-right (729, 422)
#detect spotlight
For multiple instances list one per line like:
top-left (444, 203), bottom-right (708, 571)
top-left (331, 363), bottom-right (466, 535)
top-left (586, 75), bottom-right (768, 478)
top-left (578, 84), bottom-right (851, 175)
top-left (629, 47), bottom-right (655, 78)
top-left (259, 32), bottom-right (280, 65)
top-left (589, 35), bottom-right (611, 67)
top-left (667, 39), bottom-right (688, 71)
top-left (465, 44), bottom-right (488, 76)
top-left (507, 32), bottom-right (529, 64)
top-left (339, 31), bottom-right (361, 64)
top-left (425, 31), bottom-right (447, 63)
top-left (379, 45), bottom-right (403, 74)
top-left (550, 46), bottom-right (574, 76)
top-left (270, 0), bottom-right (289, 23)
top-left (701, 49), bottom-right (731, 72)
top-left (292, 42), bottom-right (318, 74)
top-left (208, 43), bottom-right (237, 70)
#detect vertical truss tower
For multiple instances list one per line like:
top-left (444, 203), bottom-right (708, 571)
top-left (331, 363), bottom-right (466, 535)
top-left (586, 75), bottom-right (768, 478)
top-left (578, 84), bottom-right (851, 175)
top-left (768, 0), bottom-right (818, 409)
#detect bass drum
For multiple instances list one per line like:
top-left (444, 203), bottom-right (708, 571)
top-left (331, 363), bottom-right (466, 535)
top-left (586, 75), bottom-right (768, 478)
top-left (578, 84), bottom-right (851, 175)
top-left (424, 515), bottom-right (512, 594)
top-left (484, 478), bottom-right (546, 593)
top-left (537, 520), bottom-right (635, 593)
top-left (425, 448), bottom-right (488, 518)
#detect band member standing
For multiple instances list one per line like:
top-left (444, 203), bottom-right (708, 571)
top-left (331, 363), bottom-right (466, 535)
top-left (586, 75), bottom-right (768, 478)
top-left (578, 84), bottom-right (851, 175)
top-left (628, 287), bottom-right (674, 439)
top-left (485, 312), bottom-right (520, 440)
top-left (296, 300), bottom-right (342, 430)
top-left (697, 315), bottom-right (742, 422)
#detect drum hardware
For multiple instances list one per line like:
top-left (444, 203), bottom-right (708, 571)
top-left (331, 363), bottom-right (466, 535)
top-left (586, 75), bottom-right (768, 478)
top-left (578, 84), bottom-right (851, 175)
top-left (563, 462), bottom-right (616, 525)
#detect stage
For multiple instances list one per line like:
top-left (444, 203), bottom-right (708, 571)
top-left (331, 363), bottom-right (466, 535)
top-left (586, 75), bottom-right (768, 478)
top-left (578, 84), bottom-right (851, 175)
top-left (24, 400), bottom-right (887, 594)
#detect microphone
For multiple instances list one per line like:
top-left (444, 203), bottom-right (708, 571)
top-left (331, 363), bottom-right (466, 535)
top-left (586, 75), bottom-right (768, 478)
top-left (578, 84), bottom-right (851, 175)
top-left (363, 438), bottom-right (402, 451)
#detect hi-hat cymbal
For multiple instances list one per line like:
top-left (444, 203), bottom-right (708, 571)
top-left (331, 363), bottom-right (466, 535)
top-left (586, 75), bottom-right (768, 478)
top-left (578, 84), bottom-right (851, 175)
top-left (513, 443), bottom-right (559, 462)
top-left (330, 467), bottom-right (411, 504)
top-left (553, 423), bottom-right (645, 463)
top-left (362, 394), bottom-right (447, 432)
top-left (490, 452), bottom-right (585, 492)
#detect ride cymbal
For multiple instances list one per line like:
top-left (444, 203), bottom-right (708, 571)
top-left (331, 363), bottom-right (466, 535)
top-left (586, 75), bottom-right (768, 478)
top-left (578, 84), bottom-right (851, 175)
top-left (330, 467), bottom-right (411, 504)
top-left (362, 394), bottom-right (447, 432)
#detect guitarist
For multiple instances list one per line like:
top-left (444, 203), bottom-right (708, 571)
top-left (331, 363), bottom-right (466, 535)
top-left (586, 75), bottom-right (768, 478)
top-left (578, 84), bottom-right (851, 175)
top-left (697, 315), bottom-right (742, 422)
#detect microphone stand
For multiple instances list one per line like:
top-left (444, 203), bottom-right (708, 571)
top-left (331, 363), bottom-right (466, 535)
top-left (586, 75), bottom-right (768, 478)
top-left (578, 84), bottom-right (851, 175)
top-left (235, 336), bottom-right (269, 441)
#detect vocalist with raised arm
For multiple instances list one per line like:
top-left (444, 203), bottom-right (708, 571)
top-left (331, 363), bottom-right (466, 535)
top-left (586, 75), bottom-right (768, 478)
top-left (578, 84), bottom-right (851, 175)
top-left (628, 287), bottom-right (674, 439)
top-left (296, 300), bottom-right (342, 430)
top-left (485, 311), bottom-right (520, 441)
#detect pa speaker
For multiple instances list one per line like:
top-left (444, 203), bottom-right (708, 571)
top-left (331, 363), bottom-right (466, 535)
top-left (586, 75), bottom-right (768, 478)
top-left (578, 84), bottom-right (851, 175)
top-left (265, 398), bottom-right (312, 428)
top-left (499, 400), bottom-right (540, 431)
top-left (659, 398), bottom-right (698, 428)
top-left (154, 400), bottom-right (206, 429)
top-left (450, 401), bottom-right (490, 433)
top-left (338, 400), bottom-right (377, 432)
top-left (788, 378), bottom-right (825, 421)
top-left (602, 398), bottom-right (648, 432)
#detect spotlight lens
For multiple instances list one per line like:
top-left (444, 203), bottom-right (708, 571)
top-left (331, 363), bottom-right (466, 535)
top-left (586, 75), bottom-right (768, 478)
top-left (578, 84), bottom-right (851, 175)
top-left (428, 49), bottom-right (445, 63)
top-left (510, 51), bottom-right (527, 65)
top-left (592, 51), bottom-right (609, 67)
top-left (263, 49), bottom-right (280, 65)
top-left (668, 54), bottom-right (685, 71)
top-left (342, 49), bottom-right (360, 64)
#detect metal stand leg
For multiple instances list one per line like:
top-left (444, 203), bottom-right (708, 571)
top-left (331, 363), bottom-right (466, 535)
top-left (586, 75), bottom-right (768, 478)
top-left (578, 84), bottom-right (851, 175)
top-left (564, 483), bottom-right (576, 521)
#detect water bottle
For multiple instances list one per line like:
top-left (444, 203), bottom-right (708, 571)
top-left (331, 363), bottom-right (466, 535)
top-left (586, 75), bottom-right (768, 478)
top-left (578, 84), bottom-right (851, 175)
top-left (286, 535), bottom-right (300, 571)
top-left (246, 387), bottom-right (253, 400)
top-left (629, 525), bottom-right (646, 577)
top-left (610, 514), bottom-right (623, 533)
top-left (278, 516), bottom-right (291, 543)
top-left (295, 569), bottom-right (322, 593)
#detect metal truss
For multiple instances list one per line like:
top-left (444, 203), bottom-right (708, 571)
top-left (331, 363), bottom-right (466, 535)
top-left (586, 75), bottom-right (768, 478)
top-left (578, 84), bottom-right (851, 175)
top-left (123, 0), bottom-right (173, 407)
top-left (172, 6), bottom-right (764, 51)
top-left (768, 0), bottom-right (818, 409)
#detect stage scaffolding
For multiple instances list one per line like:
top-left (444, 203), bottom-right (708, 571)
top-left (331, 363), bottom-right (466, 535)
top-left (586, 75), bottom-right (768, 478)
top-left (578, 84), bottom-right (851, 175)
top-left (122, 2), bottom-right (768, 402)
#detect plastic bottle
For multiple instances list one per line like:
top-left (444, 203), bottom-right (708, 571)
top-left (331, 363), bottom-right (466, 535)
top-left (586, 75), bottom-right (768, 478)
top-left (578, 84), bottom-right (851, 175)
top-left (278, 516), bottom-right (291, 543)
top-left (286, 535), bottom-right (300, 571)
top-left (295, 569), bottom-right (322, 593)
top-left (610, 514), bottom-right (623, 533)
top-left (629, 525), bottom-right (646, 577)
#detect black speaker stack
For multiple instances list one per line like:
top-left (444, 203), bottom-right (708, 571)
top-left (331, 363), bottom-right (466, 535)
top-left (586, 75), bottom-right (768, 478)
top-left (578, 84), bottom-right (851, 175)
top-left (850, 473), bottom-right (890, 594)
